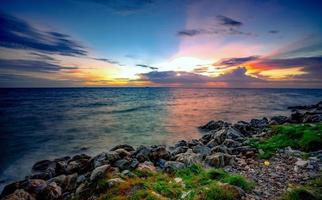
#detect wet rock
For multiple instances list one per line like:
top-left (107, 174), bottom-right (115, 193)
top-left (187, 139), bottom-right (201, 148)
top-left (130, 158), bottom-right (140, 169)
top-left (90, 165), bottom-right (109, 181)
top-left (211, 145), bottom-right (230, 154)
top-left (250, 117), bottom-right (268, 128)
top-left (31, 160), bottom-right (57, 180)
top-left (106, 151), bottom-right (121, 163)
top-left (133, 145), bottom-right (151, 162)
top-left (171, 146), bottom-right (188, 156)
top-left (223, 139), bottom-right (242, 148)
top-left (65, 158), bottom-right (91, 174)
top-left (25, 179), bottom-right (47, 194)
top-left (205, 153), bottom-right (234, 167)
top-left (2, 189), bottom-right (35, 200)
top-left (303, 113), bottom-right (322, 123)
top-left (38, 182), bottom-right (62, 200)
top-left (149, 145), bottom-right (170, 161)
top-left (226, 127), bottom-right (244, 141)
top-left (199, 120), bottom-right (229, 131)
top-left (48, 173), bottom-right (78, 192)
top-left (270, 116), bottom-right (288, 125)
top-left (200, 134), bottom-right (212, 144)
top-left (91, 152), bottom-right (109, 168)
top-left (175, 149), bottom-right (203, 166)
top-left (113, 159), bottom-right (131, 171)
top-left (114, 148), bottom-right (131, 158)
top-left (289, 110), bottom-right (304, 123)
top-left (137, 161), bottom-right (156, 172)
top-left (192, 145), bottom-right (211, 156)
top-left (174, 140), bottom-right (188, 148)
top-left (1, 180), bottom-right (27, 197)
top-left (110, 144), bottom-right (135, 152)
top-left (164, 161), bottom-right (185, 172)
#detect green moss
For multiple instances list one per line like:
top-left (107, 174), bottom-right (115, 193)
top-left (204, 183), bottom-right (235, 200)
top-left (97, 165), bottom-right (254, 200)
top-left (222, 175), bottom-right (255, 192)
top-left (250, 124), bottom-right (322, 158)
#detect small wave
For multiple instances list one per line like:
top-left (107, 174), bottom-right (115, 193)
top-left (109, 105), bottom-right (153, 114)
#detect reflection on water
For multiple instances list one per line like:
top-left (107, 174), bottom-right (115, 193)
top-left (1, 87), bottom-right (322, 189)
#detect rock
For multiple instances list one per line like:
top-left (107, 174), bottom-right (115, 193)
top-left (164, 161), bottom-right (185, 172)
top-left (205, 153), bottom-right (234, 167)
top-left (192, 145), bottom-right (211, 156)
top-left (303, 113), bottom-right (322, 123)
top-left (171, 146), bottom-right (188, 156)
top-left (1, 180), bottom-right (28, 197)
top-left (250, 118), bottom-right (268, 128)
top-left (38, 182), bottom-right (62, 200)
top-left (114, 148), bottom-right (131, 158)
top-left (65, 155), bottom-right (91, 174)
top-left (207, 128), bottom-right (227, 147)
top-left (133, 146), bottom-right (151, 162)
top-left (2, 189), bottom-right (35, 200)
top-left (270, 116), bottom-right (288, 124)
top-left (25, 179), bottom-right (47, 194)
top-left (200, 134), bottom-right (212, 144)
top-left (211, 145), bottom-right (230, 154)
top-left (48, 173), bottom-right (78, 192)
top-left (174, 140), bottom-right (188, 148)
top-left (121, 170), bottom-right (136, 178)
top-left (226, 127), bottom-right (244, 141)
top-left (137, 161), bottom-right (156, 172)
top-left (106, 151), bottom-right (121, 163)
top-left (175, 149), bottom-right (203, 166)
top-left (295, 159), bottom-right (308, 168)
top-left (149, 145), bottom-right (170, 161)
top-left (106, 178), bottom-right (125, 188)
top-left (130, 158), bottom-right (140, 169)
top-left (289, 110), bottom-right (304, 123)
top-left (91, 152), bottom-right (109, 168)
top-left (110, 144), bottom-right (135, 152)
top-left (187, 139), bottom-right (201, 148)
top-left (113, 159), bottom-right (131, 171)
top-left (90, 165), bottom-right (109, 181)
top-left (220, 183), bottom-right (246, 199)
top-left (223, 139), bottom-right (242, 148)
top-left (31, 160), bottom-right (56, 180)
top-left (199, 120), bottom-right (229, 131)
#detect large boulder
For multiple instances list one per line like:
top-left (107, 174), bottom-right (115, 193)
top-left (132, 145), bottom-right (151, 162)
top-left (164, 161), bottom-right (185, 173)
top-left (48, 173), bottom-right (78, 192)
top-left (110, 144), bottom-right (135, 152)
top-left (31, 160), bottom-right (57, 180)
top-left (38, 182), bottom-right (62, 200)
top-left (270, 116), bottom-right (288, 125)
top-left (171, 146), bottom-right (188, 156)
top-left (149, 145), bottom-right (170, 161)
top-left (113, 159), bottom-right (131, 171)
top-left (204, 153), bottom-right (234, 167)
top-left (175, 149), bottom-right (203, 166)
top-left (192, 145), bottom-right (211, 156)
top-left (199, 120), bottom-right (229, 131)
top-left (90, 165), bottom-right (109, 181)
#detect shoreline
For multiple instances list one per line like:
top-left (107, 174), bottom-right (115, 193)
top-left (1, 101), bottom-right (322, 199)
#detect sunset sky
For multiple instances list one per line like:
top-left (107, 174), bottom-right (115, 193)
top-left (0, 0), bottom-right (322, 88)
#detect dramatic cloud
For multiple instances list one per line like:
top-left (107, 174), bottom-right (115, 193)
top-left (137, 67), bottom-right (264, 87)
top-left (0, 59), bottom-right (78, 73)
top-left (216, 15), bottom-right (243, 27)
top-left (0, 12), bottom-right (87, 56)
top-left (138, 71), bottom-right (213, 84)
top-left (255, 56), bottom-right (322, 80)
top-left (177, 15), bottom-right (252, 37)
top-left (0, 73), bottom-right (80, 87)
top-left (136, 64), bottom-right (158, 70)
top-left (214, 56), bottom-right (260, 67)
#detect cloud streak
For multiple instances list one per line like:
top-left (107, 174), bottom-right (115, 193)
top-left (136, 64), bottom-right (158, 70)
top-left (0, 12), bottom-right (87, 56)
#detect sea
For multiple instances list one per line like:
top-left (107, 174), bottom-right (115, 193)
top-left (1, 87), bottom-right (322, 190)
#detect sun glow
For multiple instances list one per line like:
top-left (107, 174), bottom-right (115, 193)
top-left (157, 56), bottom-right (212, 72)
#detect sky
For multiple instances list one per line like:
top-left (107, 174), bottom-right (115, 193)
top-left (0, 0), bottom-right (322, 88)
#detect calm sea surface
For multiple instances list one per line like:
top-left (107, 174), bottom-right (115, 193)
top-left (1, 88), bottom-right (322, 189)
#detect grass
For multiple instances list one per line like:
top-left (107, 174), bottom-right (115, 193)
top-left (250, 124), bottom-right (322, 159)
top-left (95, 164), bottom-right (254, 200)
top-left (281, 175), bottom-right (322, 200)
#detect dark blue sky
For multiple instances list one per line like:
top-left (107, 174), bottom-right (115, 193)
top-left (1, 0), bottom-right (322, 87)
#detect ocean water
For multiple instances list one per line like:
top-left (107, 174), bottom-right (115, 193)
top-left (1, 87), bottom-right (322, 190)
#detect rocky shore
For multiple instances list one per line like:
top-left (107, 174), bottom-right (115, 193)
top-left (1, 101), bottom-right (322, 200)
